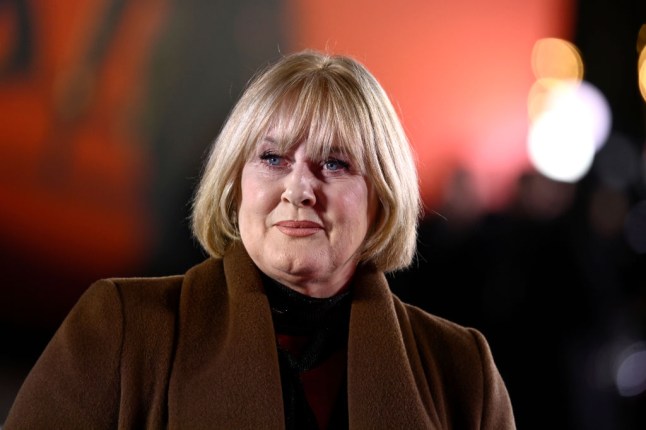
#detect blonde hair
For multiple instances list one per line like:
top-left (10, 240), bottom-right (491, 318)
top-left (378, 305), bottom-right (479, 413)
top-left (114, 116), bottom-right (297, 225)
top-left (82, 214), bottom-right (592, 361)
top-left (192, 50), bottom-right (421, 272)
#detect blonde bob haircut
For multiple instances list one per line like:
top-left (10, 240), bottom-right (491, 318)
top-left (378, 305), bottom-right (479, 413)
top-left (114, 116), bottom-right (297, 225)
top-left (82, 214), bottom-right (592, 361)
top-left (192, 50), bottom-right (421, 272)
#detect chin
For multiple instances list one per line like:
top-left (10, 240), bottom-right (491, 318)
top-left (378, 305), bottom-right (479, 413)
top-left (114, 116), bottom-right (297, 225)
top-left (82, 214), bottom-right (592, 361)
top-left (274, 256), bottom-right (324, 277)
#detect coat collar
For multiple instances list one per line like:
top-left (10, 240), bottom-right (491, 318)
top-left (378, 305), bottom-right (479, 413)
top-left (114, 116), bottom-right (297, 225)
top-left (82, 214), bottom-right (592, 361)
top-left (347, 263), bottom-right (438, 428)
top-left (169, 243), bottom-right (285, 429)
top-left (169, 242), bottom-right (436, 429)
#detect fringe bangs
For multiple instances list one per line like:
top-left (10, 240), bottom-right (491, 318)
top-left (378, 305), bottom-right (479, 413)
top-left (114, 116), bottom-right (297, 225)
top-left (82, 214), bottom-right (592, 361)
top-left (260, 72), bottom-right (368, 172)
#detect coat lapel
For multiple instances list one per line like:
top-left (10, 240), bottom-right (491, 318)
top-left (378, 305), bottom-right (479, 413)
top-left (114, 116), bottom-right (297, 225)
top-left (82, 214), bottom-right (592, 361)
top-left (168, 243), bottom-right (285, 429)
top-left (347, 264), bottom-right (439, 429)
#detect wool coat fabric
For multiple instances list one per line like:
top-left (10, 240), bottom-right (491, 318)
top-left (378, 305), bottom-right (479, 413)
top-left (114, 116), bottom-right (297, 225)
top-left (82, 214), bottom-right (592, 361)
top-left (5, 243), bottom-right (516, 429)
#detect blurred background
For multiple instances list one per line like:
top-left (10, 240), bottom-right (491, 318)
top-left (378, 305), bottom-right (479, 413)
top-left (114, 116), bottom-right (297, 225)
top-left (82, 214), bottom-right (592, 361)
top-left (1, 0), bottom-right (645, 428)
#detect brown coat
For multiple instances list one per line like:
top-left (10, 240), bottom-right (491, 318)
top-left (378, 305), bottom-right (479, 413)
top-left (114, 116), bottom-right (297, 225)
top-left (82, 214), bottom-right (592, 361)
top-left (5, 243), bottom-right (515, 429)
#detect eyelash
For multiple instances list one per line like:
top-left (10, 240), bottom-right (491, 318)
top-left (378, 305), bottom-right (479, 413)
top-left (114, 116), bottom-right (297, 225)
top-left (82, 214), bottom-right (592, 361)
top-left (259, 151), bottom-right (284, 167)
top-left (323, 158), bottom-right (350, 171)
top-left (259, 151), bottom-right (351, 173)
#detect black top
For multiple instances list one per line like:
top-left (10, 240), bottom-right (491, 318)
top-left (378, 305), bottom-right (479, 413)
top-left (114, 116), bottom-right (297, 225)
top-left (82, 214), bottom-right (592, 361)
top-left (263, 275), bottom-right (352, 430)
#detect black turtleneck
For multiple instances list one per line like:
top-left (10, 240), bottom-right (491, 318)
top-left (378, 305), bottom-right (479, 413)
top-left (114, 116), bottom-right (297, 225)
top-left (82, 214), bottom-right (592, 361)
top-left (262, 275), bottom-right (352, 430)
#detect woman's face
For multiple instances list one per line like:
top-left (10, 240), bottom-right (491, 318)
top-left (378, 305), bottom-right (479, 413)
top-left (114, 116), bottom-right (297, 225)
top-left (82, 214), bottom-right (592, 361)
top-left (238, 136), bottom-right (375, 298)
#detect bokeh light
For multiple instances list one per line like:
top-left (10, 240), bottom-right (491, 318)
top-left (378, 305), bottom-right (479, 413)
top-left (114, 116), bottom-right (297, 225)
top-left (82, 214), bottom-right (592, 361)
top-left (529, 37), bottom-right (584, 122)
top-left (593, 134), bottom-right (642, 190)
top-left (615, 342), bottom-right (646, 397)
top-left (640, 49), bottom-right (646, 102)
top-left (527, 37), bottom-right (612, 183)
top-left (527, 106), bottom-right (595, 182)
top-left (638, 24), bottom-right (646, 102)
top-left (527, 80), bottom-right (611, 182)
top-left (531, 37), bottom-right (584, 81)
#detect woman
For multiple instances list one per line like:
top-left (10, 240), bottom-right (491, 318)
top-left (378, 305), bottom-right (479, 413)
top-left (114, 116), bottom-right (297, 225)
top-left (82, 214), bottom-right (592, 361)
top-left (5, 50), bottom-right (515, 429)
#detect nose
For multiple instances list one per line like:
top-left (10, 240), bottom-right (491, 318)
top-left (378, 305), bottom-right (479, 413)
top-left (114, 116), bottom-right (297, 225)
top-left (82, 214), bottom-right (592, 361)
top-left (282, 163), bottom-right (317, 207)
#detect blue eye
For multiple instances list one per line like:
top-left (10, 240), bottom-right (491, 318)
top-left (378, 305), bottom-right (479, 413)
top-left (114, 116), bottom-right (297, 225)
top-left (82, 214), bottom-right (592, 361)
top-left (324, 158), bottom-right (350, 171)
top-left (260, 152), bottom-right (283, 166)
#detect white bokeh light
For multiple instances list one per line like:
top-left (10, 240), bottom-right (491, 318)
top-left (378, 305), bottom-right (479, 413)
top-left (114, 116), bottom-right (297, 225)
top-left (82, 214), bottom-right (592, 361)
top-left (527, 81), bottom-right (612, 182)
top-left (528, 104), bottom-right (595, 182)
top-left (615, 343), bottom-right (646, 397)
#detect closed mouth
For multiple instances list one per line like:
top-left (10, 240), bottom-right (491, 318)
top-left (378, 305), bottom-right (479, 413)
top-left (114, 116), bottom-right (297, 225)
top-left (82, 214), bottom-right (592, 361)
top-left (274, 220), bottom-right (323, 237)
top-left (275, 220), bottom-right (323, 229)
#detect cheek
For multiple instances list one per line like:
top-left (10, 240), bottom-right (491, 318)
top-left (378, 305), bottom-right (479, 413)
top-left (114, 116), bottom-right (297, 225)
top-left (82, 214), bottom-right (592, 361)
top-left (239, 172), bottom-right (280, 222)
top-left (337, 182), bottom-right (373, 229)
top-left (238, 172), bottom-right (260, 227)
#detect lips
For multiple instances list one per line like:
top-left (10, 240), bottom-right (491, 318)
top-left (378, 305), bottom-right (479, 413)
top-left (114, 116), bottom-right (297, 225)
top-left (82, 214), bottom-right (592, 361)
top-left (275, 220), bottom-right (323, 237)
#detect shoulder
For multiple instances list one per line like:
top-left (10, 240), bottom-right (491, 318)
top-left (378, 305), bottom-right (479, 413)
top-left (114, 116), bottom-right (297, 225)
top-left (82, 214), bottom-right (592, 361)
top-left (71, 257), bottom-right (224, 347)
top-left (88, 257), bottom-right (221, 314)
top-left (72, 274), bottom-right (185, 332)
top-left (100, 274), bottom-right (185, 312)
top-left (392, 297), bottom-right (516, 428)
top-left (390, 296), bottom-right (493, 391)
top-left (396, 299), bottom-right (486, 357)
